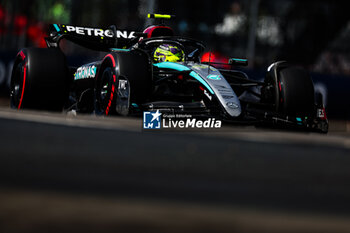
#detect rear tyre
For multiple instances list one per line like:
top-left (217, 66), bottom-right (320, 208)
top-left (262, 62), bottom-right (315, 117)
top-left (10, 48), bottom-right (69, 111)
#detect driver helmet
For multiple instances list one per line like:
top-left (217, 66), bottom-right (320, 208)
top-left (153, 44), bottom-right (185, 63)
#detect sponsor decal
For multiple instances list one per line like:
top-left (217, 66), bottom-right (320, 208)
top-left (75, 65), bottom-right (97, 80)
top-left (192, 64), bottom-right (217, 71)
top-left (214, 84), bottom-right (227, 89)
top-left (143, 111), bottom-right (222, 129)
top-left (317, 109), bottom-right (324, 118)
top-left (207, 74), bottom-right (221, 80)
top-left (317, 108), bottom-right (327, 119)
top-left (218, 89), bottom-right (233, 93)
top-left (226, 102), bottom-right (239, 109)
top-left (222, 95), bottom-right (234, 99)
top-left (65, 25), bottom-right (135, 39)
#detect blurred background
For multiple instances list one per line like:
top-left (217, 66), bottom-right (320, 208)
top-left (1, 0), bottom-right (350, 118)
top-left (1, 0), bottom-right (350, 72)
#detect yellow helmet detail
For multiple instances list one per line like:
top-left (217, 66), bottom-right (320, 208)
top-left (153, 44), bottom-right (185, 63)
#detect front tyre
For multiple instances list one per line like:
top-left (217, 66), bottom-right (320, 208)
top-left (95, 67), bottom-right (117, 115)
top-left (262, 61), bottom-right (315, 117)
top-left (95, 51), bottom-right (151, 116)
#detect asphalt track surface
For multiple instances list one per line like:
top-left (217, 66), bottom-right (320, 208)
top-left (1, 106), bottom-right (350, 232)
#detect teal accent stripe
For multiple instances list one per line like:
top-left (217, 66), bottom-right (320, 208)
top-left (231, 58), bottom-right (247, 62)
top-left (296, 117), bottom-right (302, 122)
top-left (53, 24), bottom-right (60, 32)
top-left (154, 62), bottom-right (190, 71)
top-left (153, 62), bottom-right (214, 94)
top-left (111, 48), bottom-right (131, 52)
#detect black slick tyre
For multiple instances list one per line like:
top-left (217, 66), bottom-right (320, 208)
top-left (263, 62), bottom-right (315, 117)
top-left (10, 48), bottom-right (69, 111)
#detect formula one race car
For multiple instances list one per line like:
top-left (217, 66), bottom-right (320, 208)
top-left (10, 14), bottom-right (328, 132)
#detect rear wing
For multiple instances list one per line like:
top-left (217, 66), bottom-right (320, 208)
top-left (46, 24), bottom-right (142, 51)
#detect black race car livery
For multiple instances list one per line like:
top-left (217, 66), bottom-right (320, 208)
top-left (10, 14), bottom-right (328, 132)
